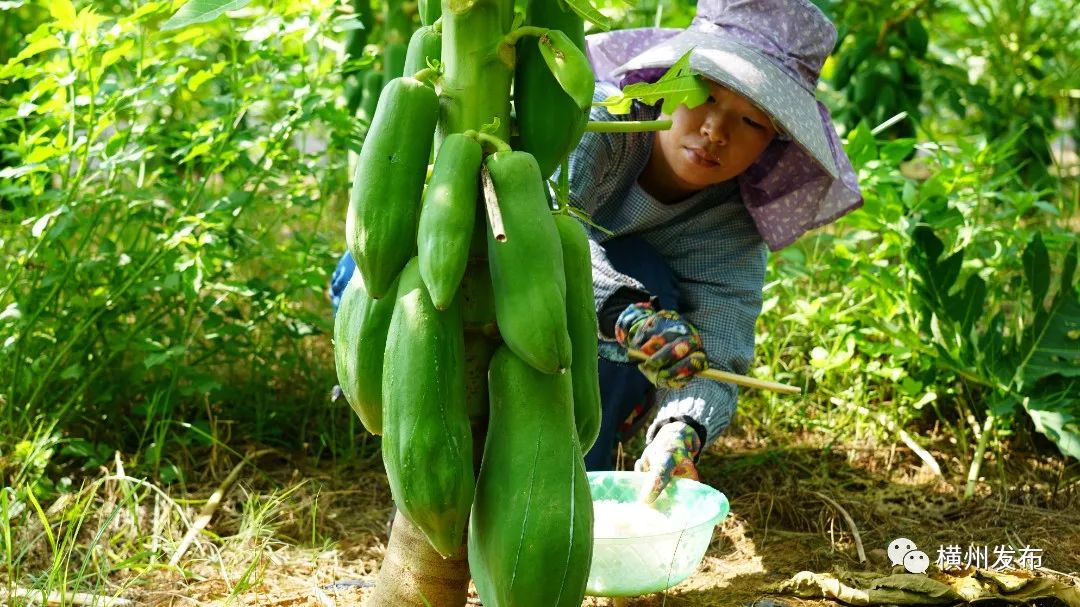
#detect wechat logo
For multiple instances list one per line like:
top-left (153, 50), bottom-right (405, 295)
top-left (889, 538), bottom-right (930, 574)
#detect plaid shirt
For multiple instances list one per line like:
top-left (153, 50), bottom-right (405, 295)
top-left (555, 82), bottom-right (767, 449)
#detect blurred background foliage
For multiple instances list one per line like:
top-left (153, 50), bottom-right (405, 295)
top-left (0, 0), bottom-right (1077, 497)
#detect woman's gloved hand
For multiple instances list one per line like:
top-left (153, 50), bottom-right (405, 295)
top-left (614, 302), bottom-right (708, 389)
top-left (635, 421), bottom-right (702, 503)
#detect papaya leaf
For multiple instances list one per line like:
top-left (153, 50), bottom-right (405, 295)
top-left (1022, 378), bottom-right (1080, 460)
top-left (595, 52), bottom-right (709, 116)
top-left (561, 0), bottom-right (612, 31)
top-left (952, 274), bottom-right (986, 336)
top-left (162, 0), bottom-right (251, 31)
top-left (908, 226), bottom-right (963, 316)
top-left (1062, 240), bottom-right (1077, 292)
top-left (1023, 232), bottom-right (1050, 308)
top-left (980, 312), bottom-right (1010, 384)
top-left (1017, 244), bottom-right (1080, 385)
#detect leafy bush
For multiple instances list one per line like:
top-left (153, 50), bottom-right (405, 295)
top-left (748, 120), bottom-right (1079, 483)
top-left (0, 0), bottom-right (361, 479)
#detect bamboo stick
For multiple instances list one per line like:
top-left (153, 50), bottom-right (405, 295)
top-left (627, 349), bottom-right (801, 394)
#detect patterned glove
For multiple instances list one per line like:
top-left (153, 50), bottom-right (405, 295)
top-left (614, 302), bottom-right (708, 389)
top-left (635, 421), bottom-right (702, 503)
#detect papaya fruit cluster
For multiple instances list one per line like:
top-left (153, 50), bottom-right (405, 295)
top-left (334, 1), bottom-right (600, 605)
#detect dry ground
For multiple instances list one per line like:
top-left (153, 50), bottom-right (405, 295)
top-left (94, 423), bottom-right (1079, 607)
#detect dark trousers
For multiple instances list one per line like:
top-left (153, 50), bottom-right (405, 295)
top-left (583, 235), bottom-right (680, 472)
top-left (330, 235), bottom-right (679, 472)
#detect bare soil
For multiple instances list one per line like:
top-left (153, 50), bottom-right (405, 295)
top-left (128, 429), bottom-right (1080, 607)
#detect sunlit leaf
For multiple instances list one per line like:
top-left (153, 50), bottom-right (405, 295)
top-left (562, 0), bottom-right (612, 31)
top-left (101, 39), bottom-right (135, 70)
top-left (10, 36), bottom-right (61, 65)
top-left (162, 0), bottom-right (252, 32)
top-left (48, 0), bottom-right (77, 31)
top-left (127, 2), bottom-right (168, 23)
top-left (595, 52), bottom-right (708, 115)
top-left (1023, 378), bottom-right (1080, 460)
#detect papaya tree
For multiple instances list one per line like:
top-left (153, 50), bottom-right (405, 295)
top-left (339, 0), bottom-right (604, 603)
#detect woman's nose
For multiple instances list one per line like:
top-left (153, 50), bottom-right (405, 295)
top-left (700, 112), bottom-right (728, 145)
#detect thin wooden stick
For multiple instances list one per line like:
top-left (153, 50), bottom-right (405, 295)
top-left (811, 490), bottom-right (867, 564)
top-left (480, 165), bottom-right (506, 242)
top-left (627, 349), bottom-right (801, 394)
top-left (169, 448), bottom-right (274, 566)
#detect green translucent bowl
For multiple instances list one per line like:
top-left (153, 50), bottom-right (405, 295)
top-left (585, 471), bottom-right (729, 597)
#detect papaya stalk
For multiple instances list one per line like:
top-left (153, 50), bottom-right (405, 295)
top-left (367, 0), bottom-right (513, 603)
top-left (437, 0), bottom-right (514, 145)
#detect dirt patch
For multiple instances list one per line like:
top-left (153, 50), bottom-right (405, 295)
top-left (109, 431), bottom-right (1080, 606)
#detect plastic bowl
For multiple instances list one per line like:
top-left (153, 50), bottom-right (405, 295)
top-left (585, 471), bottom-right (729, 597)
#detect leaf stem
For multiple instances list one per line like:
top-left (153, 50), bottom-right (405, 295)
top-left (414, 67), bottom-right (438, 85)
top-left (585, 119), bottom-right (672, 133)
top-left (501, 26), bottom-right (549, 47)
top-left (464, 130), bottom-right (512, 154)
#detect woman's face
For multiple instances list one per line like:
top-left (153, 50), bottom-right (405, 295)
top-left (641, 78), bottom-right (778, 202)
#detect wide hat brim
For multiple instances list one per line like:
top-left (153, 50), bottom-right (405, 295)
top-left (611, 29), bottom-right (839, 179)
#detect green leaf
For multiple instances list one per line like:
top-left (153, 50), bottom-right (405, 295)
top-left (595, 52), bottom-right (708, 116)
top-left (1023, 232), bottom-right (1050, 308)
top-left (952, 274), bottom-right (986, 335)
top-left (1061, 241), bottom-right (1077, 292)
top-left (908, 226), bottom-right (963, 313)
top-left (10, 36), bottom-right (61, 65)
top-left (1017, 246), bottom-right (1080, 385)
top-left (844, 120), bottom-right (877, 168)
top-left (1022, 378), bottom-right (1080, 460)
top-left (48, 0), bottom-right (77, 31)
top-left (162, 0), bottom-right (252, 32)
top-left (562, 0), bottom-right (612, 31)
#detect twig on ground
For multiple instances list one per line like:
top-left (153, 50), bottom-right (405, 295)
top-left (830, 397), bottom-right (943, 477)
top-left (169, 448), bottom-right (275, 566)
top-left (3, 587), bottom-right (134, 606)
top-left (1037, 567), bottom-right (1080, 584)
top-left (811, 490), bottom-right (867, 563)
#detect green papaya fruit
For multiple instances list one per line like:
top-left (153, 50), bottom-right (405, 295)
top-left (346, 76), bottom-right (439, 299)
top-left (356, 69), bottom-right (383, 125)
top-left (538, 29), bottom-right (594, 112)
top-left (404, 25), bottom-right (442, 77)
top-left (515, 0), bottom-right (591, 178)
top-left (553, 213), bottom-right (600, 451)
top-left (469, 345), bottom-right (593, 607)
top-left (381, 42), bottom-right (408, 89)
top-left (382, 258), bottom-right (473, 557)
top-left (418, 133), bottom-right (482, 310)
top-left (418, 0), bottom-right (441, 26)
top-left (484, 151), bottom-right (572, 374)
top-left (332, 272), bottom-right (398, 435)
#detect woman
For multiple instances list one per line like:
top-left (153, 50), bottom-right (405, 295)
top-left (569, 0), bottom-right (862, 500)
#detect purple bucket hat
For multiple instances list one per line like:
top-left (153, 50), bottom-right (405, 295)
top-left (585, 0), bottom-right (863, 250)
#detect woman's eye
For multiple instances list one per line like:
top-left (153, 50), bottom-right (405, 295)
top-left (743, 116), bottom-right (765, 130)
top-left (706, 95), bottom-right (716, 104)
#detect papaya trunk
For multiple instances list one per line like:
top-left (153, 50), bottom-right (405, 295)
top-left (367, 0), bottom-right (512, 604)
top-left (437, 0), bottom-right (514, 144)
top-left (367, 510), bottom-right (470, 607)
